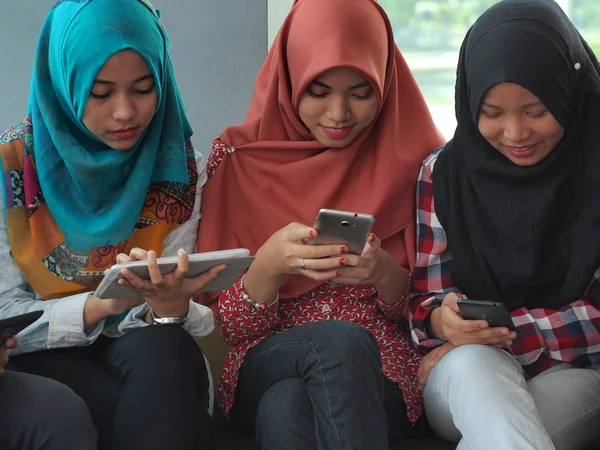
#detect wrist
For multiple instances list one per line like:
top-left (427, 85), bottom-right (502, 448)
top-left (252, 252), bottom-right (285, 282)
top-left (241, 274), bottom-right (280, 308)
top-left (83, 295), bottom-right (111, 329)
top-left (374, 252), bottom-right (408, 305)
top-left (149, 308), bottom-right (188, 326)
top-left (143, 308), bottom-right (153, 325)
top-left (150, 303), bottom-right (190, 319)
top-left (374, 250), bottom-right (396, 284)
top-left (429, 307), bottom-right (446, 341)
top-left (242, 260), bottom-right (283, 305)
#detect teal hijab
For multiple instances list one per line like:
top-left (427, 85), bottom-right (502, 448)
top-left (30, 0), bottom-right (192, 251)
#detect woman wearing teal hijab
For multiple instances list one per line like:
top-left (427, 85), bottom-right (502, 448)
top-left (0, 1), bottom-right (220, 449)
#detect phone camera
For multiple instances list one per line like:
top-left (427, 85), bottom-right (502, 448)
top-left (341, 221), bottom-right (350, 227)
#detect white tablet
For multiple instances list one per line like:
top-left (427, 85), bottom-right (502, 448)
top-left (94, 248), bottom-right (254, 299)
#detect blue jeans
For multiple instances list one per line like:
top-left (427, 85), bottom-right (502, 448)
top-left (230, 320), bottom-right (417, 450)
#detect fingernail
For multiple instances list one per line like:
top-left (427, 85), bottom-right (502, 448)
top-left (178, 248), bottom-right (184, 254)
top-left (341, 246), bottom-right (348, 254)
top-left (309, 230), bottom-right (317, 238)
top-left (479, 322), bottom-right (488, 328)
top-left (339, 258), bottom-right (347, 266)
top-left (336, 270), bottom-right (343, 276)
top-left (367, 233), bottom-right (375, 242)
top-left (501, 329), bottom-right (509, 335)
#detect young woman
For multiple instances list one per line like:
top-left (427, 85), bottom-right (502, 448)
top-left (411, 1), bottom-right (600, 449)
top-left (197, 0), bottom-right (444, 448)
top-left (0, 1), bottom-right (219, 449)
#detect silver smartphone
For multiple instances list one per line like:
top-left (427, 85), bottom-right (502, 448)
top-left (307, 209), bottom-right (376, 255)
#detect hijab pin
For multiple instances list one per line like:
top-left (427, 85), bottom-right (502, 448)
top-left (574, 62), bottom-right (582, 70)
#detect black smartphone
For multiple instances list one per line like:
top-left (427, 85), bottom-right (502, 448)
top-left (457, 299), bottom-right (516, 331)
top-left (0, 310), bottom-right (44, 346)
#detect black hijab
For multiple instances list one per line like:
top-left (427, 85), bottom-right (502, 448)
top-left (433, 0), bottom-right (600, 311)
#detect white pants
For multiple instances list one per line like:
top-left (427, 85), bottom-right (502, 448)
top-left (423, 345), bottom-right (600, 450)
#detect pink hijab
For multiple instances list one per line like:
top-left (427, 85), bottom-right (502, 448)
top-left (198, 0), bottom-right (444, 300)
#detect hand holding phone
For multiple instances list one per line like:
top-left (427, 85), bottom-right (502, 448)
top-left (1, 334), bottom-right (18, 374)
top-left (457, 299), bottom-right (516, 331)
top-left (307, 209), bottom-right (375, 255)
top-left (252, 222), bottom-right (346, 282)
top-left (429, 293), bottom-right (517, 347)
top-left (0, 310), bottom-right (43, 347)
top-left (305, 210), bottom-right (407, 293)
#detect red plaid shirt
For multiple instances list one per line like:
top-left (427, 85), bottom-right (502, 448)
top-left (409, 148), bottom-right (600, 377)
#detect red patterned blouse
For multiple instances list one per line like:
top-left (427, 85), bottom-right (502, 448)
top-left (207, 138), bottom-right (424, 424)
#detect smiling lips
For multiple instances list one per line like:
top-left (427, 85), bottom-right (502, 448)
top-left (505, 142), bottom-right (538, 158)
top-left (110, 126), bottom-right (138, 140)
top-left (322, 125), bottom-right (354, 139)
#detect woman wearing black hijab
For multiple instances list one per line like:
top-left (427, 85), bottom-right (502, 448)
top-left (410, 1), bottom-right (600, 449)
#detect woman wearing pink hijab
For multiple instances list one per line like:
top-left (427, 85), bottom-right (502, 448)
top-left (198, 0), bottom-right (444, 448)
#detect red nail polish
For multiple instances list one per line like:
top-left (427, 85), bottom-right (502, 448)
top-left (367, 233), bottom-right (375, 243)
top-left (341, 246), bottom-right (348, 254)
top-left (309, 230), bottom-right (317, 238)
top-left (339, 258), bottom-right (347, 266)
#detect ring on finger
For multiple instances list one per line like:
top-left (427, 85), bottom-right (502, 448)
top-left (299, 259), bottom-right (307, 270)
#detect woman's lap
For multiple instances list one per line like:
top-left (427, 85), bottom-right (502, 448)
top-left (8, 325), bottom-right (213, 450)
top-left (423, 344), bottom-right (600, 450)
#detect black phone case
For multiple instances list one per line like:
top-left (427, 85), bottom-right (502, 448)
top-left (0, 310), bottom-right (44, 345)
top-left (457, 299), bottom-right (516, 331)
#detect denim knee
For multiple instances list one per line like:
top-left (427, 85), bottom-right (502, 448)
top-left (308, 320), bottom-right (380, 365)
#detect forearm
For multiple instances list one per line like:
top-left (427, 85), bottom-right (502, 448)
top-left (409, 293), bottom-right (448, 351)
top-left (509, 300), bottom-right (600, 370)
top-left (428, 306), bottom-right (446, 340)
top-left (242, 258), bottom-right (284, 305)
top-left (83, 295), bottom-right (112, 329)
top-left (374, 251), bottom-right (409, 305)
top-left (121, 301), bottom-right (214, 337)
top-left (4, 293), bottom-right (104, 355)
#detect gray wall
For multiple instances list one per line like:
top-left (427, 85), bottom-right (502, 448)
top-left (0, 0), bottom-right (267, 155)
